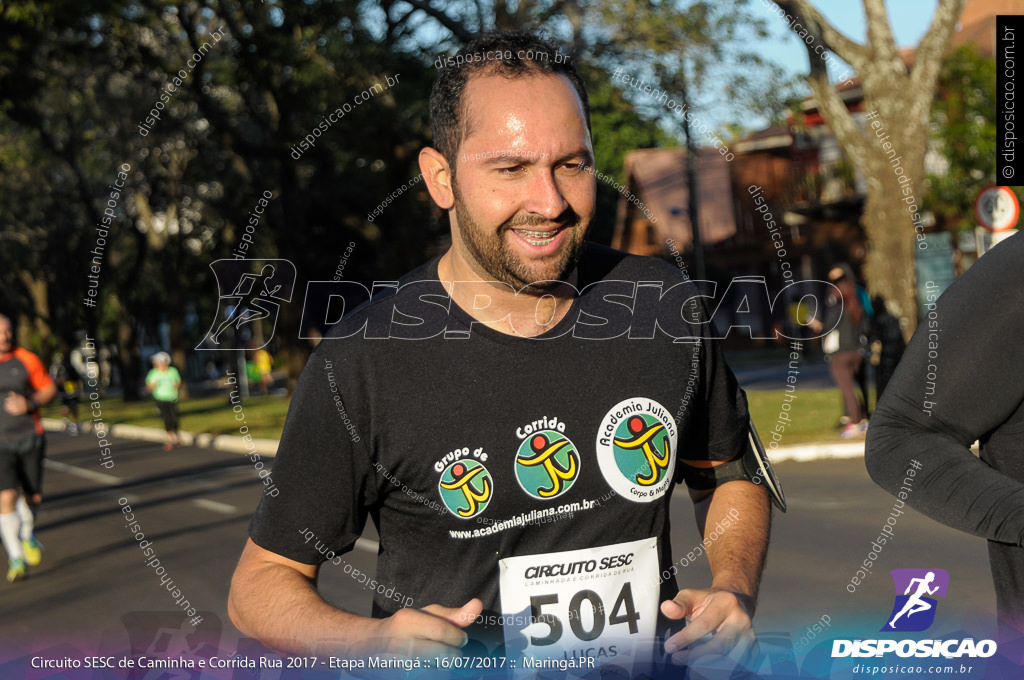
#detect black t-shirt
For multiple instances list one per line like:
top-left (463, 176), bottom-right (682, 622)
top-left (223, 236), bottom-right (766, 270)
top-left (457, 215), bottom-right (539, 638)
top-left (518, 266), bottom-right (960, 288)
top-left (866, 231), bottom-right (1024, 634)
top-left (249, 243), bottom-right (749, 631)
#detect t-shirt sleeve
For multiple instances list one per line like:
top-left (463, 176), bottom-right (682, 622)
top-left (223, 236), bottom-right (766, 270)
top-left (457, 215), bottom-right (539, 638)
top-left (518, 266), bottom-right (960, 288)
top-left (248, 345), bottom-right (378, 564)
top-left (19, 349), bottom-right (54, 393)
top-left (865, 233), bottom-right (1024, 546)
top-left (702, 338), bottom-right (750, 462)
top-left (675, 297), bottom-right (750, 477)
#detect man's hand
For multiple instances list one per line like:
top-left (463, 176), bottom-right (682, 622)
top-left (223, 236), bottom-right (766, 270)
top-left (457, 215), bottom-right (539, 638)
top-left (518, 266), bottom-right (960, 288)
top-left (661, 587), bottom-right (757, 666)
top-left (4, 392), bottom-right (30, 416)
top-left (230, 539), bottom-right (484, 658)
top-left (347, 599), bottom-right (483, 658)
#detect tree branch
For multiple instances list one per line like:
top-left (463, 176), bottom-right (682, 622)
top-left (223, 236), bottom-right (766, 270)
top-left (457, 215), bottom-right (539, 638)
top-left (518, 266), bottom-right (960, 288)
top-left (863, 0), bottom-right (898, 64)
top-left (399, 0), bottom-right (475, 43)
top-left (909, 0), bottom-right (968, 94)
top-left (804, 68), bottom-right (871, 170)
top-left (774, 0), bottom-right (871, 75)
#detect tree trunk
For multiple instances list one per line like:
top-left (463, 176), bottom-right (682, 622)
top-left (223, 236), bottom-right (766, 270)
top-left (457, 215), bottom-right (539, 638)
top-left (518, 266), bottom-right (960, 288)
top-left (774, 0), bottom-right (966, 341)
top-left (860, 162), bottom-right (920, 334)
top-left (115, 297), bottom-right (143, 402)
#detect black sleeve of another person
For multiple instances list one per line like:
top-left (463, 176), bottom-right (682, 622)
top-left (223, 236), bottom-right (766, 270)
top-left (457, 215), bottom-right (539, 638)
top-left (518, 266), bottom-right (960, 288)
top-left (865, 232), bottom-right (1024, 545)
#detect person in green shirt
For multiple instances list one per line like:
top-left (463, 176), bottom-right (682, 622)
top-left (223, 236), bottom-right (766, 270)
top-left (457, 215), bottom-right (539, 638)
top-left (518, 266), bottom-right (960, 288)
top-left (145, 352), bottom-right (181, 451)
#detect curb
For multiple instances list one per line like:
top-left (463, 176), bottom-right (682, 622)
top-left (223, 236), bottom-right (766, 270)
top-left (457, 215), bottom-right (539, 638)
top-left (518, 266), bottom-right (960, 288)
top-left (45, 418), bottom-right (864, 462)
top-left (43, 418), bottom-right (279, 456)
top-left (767, 441), bottom-right (864, 463)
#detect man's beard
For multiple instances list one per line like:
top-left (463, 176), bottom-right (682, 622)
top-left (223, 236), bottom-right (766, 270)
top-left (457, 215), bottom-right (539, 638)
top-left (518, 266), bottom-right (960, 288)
top-left (452, 182), bottom-right (587, 293)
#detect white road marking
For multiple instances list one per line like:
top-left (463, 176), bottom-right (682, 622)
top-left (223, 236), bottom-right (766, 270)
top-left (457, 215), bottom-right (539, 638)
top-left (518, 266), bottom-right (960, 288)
top-left (44, 459), bottom-right (121, 485)
top-left (193, 498), bottom-right (238, 514)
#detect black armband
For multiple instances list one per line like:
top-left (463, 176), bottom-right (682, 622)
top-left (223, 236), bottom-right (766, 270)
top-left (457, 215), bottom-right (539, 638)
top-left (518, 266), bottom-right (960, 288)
top-left (679, 453), bottom-right (749, 490)
top-left (680, 420), bottom-right (787, 512)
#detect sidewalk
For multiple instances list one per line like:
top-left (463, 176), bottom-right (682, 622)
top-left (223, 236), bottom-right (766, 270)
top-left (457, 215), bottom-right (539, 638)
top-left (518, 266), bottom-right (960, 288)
top-left (43, 419), bottom-right (866, 463)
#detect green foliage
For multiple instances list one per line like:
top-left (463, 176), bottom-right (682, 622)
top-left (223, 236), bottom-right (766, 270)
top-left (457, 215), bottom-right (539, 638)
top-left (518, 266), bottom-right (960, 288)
top-left (0, 0), bottom-right (798, 382)
top-left (926, 44), bottom-right (1023, 229)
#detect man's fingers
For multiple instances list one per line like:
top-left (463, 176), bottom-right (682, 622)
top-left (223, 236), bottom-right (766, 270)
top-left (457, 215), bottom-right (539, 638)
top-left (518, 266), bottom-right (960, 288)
top-left (662, 589), bottom-right (753, 655)
top-left (660, 589), bottom-right (709, 622)
top-left (422, 598), bottom-right (483, 629)
top-left (386, 602), bottom-right (480, 649)
top-left (664, 611), bottom-right (720, 652)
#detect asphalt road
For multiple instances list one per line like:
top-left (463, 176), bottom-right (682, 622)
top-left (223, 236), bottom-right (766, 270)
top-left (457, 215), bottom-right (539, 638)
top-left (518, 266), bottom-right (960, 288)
top-left (0, 428), bottom-right (998, 675)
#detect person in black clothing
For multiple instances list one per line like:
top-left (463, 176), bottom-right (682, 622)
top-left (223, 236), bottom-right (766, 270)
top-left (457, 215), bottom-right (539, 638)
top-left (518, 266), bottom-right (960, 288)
top-left (228, 31), bottom-right (771, 673)
top-left (866, 231), bottom-right (1024, 641)
top-left (868, 295), bottom-right (905, 402)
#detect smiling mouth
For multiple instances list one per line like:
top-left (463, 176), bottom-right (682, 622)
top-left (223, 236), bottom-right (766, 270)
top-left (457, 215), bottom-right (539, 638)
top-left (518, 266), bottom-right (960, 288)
top-left (512, 227), bottom-right (563, 246)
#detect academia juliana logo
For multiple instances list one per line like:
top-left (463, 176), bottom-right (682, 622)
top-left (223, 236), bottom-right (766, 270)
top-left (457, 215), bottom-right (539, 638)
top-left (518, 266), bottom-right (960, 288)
top-left (438, 460), bottom-right (492, 519)
top-left (196, 259), bottom-right (296, 350)
top-left (596, 398), bottom-right (677, 503)
top-left (882, 568), bottom-right (949, 632)
top-left (515, 431), bottom-right (580, 499)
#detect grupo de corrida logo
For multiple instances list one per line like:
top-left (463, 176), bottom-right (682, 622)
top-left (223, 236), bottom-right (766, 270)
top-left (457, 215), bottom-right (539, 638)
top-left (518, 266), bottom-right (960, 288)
top-left (514, 431), bottom-right (580, 500)
top-left (438, 460), bottom-right (492, 519)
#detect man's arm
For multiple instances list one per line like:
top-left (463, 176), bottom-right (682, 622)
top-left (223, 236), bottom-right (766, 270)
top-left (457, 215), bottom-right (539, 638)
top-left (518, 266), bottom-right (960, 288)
top-left (228, 539), bottom-right (482, 657)
top-left (661, 478), bottom-right (770, 665)
top-left (865, 233), bottom-right (1024, 544)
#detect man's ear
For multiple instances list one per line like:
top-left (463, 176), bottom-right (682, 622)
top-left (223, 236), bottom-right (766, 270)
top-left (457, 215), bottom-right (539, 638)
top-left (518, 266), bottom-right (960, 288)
top-left (419, 147), bottom-right (455, 210)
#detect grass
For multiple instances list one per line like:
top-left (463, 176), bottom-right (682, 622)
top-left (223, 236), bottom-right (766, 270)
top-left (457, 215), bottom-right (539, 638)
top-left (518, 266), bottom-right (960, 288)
top-left (46, 385), bottom-right (858, 446)
top-left (746, 388), bottom-right (866, 445)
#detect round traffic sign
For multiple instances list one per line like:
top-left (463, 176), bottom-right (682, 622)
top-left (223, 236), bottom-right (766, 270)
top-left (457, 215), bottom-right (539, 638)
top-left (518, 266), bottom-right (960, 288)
top-left (974, 185), bottom-right (1020, 232)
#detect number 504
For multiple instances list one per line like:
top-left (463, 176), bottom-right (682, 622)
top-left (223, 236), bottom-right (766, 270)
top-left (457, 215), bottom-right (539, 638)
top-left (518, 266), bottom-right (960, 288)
top-left (529, 583), bottom-right (640, 646)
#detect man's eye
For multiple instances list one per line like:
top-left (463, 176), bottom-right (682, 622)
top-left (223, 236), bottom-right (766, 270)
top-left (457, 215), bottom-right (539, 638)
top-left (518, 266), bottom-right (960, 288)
top-left (568, 162), bottom-right (592, 173)
top-left (497, 165), bottom-right (527, 175)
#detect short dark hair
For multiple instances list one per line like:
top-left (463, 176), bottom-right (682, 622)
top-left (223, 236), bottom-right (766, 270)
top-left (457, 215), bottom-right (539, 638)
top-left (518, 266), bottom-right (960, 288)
top-left (429, 31), bottom-right (590, 167)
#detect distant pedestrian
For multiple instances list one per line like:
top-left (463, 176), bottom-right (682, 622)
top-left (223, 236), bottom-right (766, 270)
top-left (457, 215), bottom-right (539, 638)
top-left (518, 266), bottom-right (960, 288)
top-left (49, 352), bottom-right (81, 435)
top-left (810, 264), bottom-right (871, 438)
top-left (0, 314), bottom-right (56, 582)
top-left (145, 352), bottom-right (181, 451)
top-left (254, 348), bottom-right (273, 395)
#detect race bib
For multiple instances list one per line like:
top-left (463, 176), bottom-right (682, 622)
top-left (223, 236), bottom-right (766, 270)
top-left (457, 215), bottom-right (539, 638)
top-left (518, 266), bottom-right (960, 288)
top-left (499, 537), bottom-right (659, 676)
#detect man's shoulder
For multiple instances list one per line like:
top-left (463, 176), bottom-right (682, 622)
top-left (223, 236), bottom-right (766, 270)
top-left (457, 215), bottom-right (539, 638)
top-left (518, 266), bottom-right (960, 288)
top-left (322, 257), bottom-right (442, 341)
top-left (11, 347), bottom-right (44, 371)
top-left (579, 242), bottom-right (687, 287)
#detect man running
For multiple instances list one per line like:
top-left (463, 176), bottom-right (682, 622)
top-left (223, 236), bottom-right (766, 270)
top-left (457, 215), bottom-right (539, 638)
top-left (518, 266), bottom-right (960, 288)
top-left (0, 313), bottom-right (56, 582)
top-left (889, 572), bottom-right (939, 628)
top-left (229, 32), bottom-right (771, 673)
top-left (210, 265), bottom-right (281, 345)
